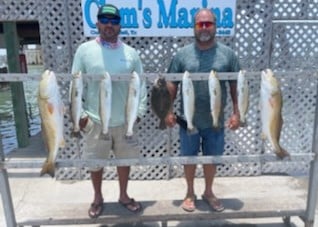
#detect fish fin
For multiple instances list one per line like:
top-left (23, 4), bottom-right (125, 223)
top-left (159, 120), bottom-right (167, 130)
top-left (239, 120), bottom-right (247, 127)
top-left (187, 127), bottom-right (198, 135)
top-left (40, 161), bottom-right (55, 178)
top-left (59, 139), bottom-right (65, 148)
top-left (71, 130), bottom-right (82, 138)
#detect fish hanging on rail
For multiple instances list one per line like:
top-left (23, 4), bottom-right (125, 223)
top-left (126, 71), bottom-right (141, 139)
top-left (208, 70), bottom-right (222, 128)
top-left (69, 71), bottom-right (83, 138)
top-left (99, 72), bottom-right (112, 140)
top-left (237, 70), bottom-right (249, 126)
top-left (260, 69), bottom-right (290, 159)
top-left (38, 70), bottom-right (65, 177)
top-left (150, 75), bottom-right (173, 130)
top-left (182, 71), bottom-right (197, 134)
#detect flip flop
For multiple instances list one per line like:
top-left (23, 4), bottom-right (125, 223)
top-left (201, 194), bottom-right (224, 212)
top-left (181, 195), bottom-right (196, 212)
top-left (88, 200), bottom-right (104, 218)
top-left (119, 198), bottom-right (142, 213)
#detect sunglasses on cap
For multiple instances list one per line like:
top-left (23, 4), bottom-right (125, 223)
top-left (99, 17), bottom-right (120, 25)
top-left (195, 21), bottom-right (215, 29)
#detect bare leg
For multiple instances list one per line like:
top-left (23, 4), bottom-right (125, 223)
top-left (184, 164), bottom-right (196, 197)
top-left (202, 164), bottom-right (224, 211)
top-left (202, 164), bottom-right (216, 197)
top-left (181, 164), bottom-right (197, 212)
top-left (117, 166), bottom-right (141, 212)
top-left (91, 168), bottom-right (104, 204)
top-left (117, 166), bottom-right (130, 201)
top-left (88, 168), bottom-right (104, 218)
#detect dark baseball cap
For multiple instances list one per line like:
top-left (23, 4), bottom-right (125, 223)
top-left (97, 4), bottom-right (121, 20)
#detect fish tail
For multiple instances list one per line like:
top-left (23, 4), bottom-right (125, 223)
top-left (212, 121), bottom-right (219, 128)
top-left (71, 131), bottom-right (82, 138)
top-left (276, 147), bottom-right (290, 159)
top-left (239, 120), bottom-right (247, 127)
top-left (187, 127), bottom-right (198, 135)
top-left (99, 132), bottom-right (110, 140)
top-left (40, 161), bottom-right (55, 178)
top-left (159, 120), bottom-right (167, 130)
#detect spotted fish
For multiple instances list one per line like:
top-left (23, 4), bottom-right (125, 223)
top-left (208, 70), bottom-right (221, 128)
top-left (126, 71), bottom-right (140, 139)
top-left (237, 70), bottom-right (249, 126)
top-left (260, 69), bottom-right (290, 159)
top-left (38, 70), bottom-right (65, 177)
top-left (70, 71), bottom-right (83, 138)
top-left (182, 71), bottom-right (196, 133)
top-left (99, 72), bottom-right (112, 140)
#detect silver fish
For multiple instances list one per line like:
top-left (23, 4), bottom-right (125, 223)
top-left (182, 71), bottom-right (196, 133)
top-left (99, 72), bottom-right (112, 140)
top-left (38, 70), bottom-right (65, 177)
top-left (126, 71), bottom-right (140, 138)
top-left (260, 69), bottom-right (289, 159)
top-left (70, 71), bottom-right (83, 138)
top-left (237, 70), bottom-right (249, 126)
top-left (208, 70), bottom-right (222, 128)
top-left (150, 75), bottom-right (172, 130)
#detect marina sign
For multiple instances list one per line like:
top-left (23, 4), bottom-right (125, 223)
top-left (82, 0), bottom-right (237, 37)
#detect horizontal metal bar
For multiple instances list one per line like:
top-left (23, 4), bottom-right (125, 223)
top-left (1, 154), bottom-right (314, 169)
top-left (273, 20), bottom-right (318, 24)
top-left (0, 71), bottom-right (316, 82)
top-left (17, 209), bottom-right (306, 226)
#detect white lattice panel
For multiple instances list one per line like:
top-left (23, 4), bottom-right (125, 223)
top-left (271, 23), bottom-right (318, 71)
top-left (0, 0), bottom-right (317, 180)
top-left (273, 0), bottom-right (318, 19)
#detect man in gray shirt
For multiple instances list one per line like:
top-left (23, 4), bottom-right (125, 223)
top-left (165, 8), bottom-right (241, 212)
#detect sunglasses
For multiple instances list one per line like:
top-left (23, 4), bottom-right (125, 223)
top-left (99, 18), bottom-right (120, 25)
top-left (195, 21), bottom-right (215, 29)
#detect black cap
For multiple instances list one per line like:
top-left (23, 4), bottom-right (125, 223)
top-left (97, 4), bottom-right (121, 20)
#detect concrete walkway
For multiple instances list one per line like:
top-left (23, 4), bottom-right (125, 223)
top-left (1, 169), bottom-right (317, 227)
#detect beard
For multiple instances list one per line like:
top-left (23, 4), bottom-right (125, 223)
top-left (197, 32), bottom-right (212, 42)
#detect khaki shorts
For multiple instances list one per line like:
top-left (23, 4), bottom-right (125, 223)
top-left (83, 121), bottom-right (140, 171)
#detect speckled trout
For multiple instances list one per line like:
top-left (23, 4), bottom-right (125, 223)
top-left (182, 71), bottom-right (196, 133)
top-left (237, 70), bottom-right (249, 126)
top-left (99, 72), bottom-right (112, 140)
top-left (208, 70), bottom-right (221, 128)
top-left (38, 70), bottom-right (65, 177)
top-left (126, 71), bottom-right (140, 139)
top-left (70, 71), bottom-right (83, 138)
top-left (260, 69), bottom-right (289, 159)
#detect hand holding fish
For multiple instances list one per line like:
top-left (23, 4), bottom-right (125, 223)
top-left (164, 111), bottom-right (177, 128)
top-left (227, 113), bottom-right (240, 130)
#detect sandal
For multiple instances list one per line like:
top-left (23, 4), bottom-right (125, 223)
top-left (181, 195), bottom-right (196, 212)
top-left (88, 200), bottom-right (104, 218)
top-left (201, 194), bottom-right (224, 212)
top-left (119, 198), bottom-right (142, 213)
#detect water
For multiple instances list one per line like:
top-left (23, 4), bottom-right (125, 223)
top-left (0, 65), bottom-right (43, 155)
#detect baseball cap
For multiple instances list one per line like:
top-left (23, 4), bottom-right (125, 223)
top-left (97, 4), bottom-right (121, 20)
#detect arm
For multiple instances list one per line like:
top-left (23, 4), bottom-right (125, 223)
top-left (226, 81), bottom-right (240, 130)
top-left (134, 52), bottom-right (147, 120)
top-left (164, 81), bottom-right (178, 127)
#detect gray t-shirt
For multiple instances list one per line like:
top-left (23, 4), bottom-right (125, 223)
top-left (167, 42), bottom-right (240, 129)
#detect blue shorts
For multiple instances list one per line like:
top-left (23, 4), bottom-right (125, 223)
top-left (179, 127), bottom-right (225, 156)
